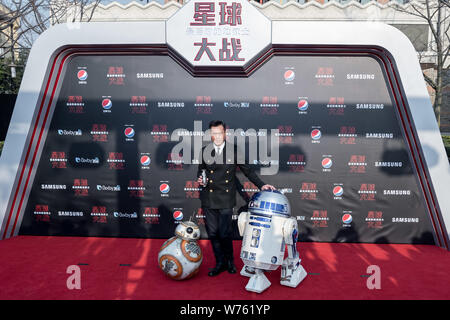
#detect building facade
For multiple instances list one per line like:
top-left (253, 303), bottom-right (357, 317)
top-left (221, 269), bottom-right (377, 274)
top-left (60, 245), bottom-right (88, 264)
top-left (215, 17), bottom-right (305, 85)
top-left (0, 4), bottom-right (21, 61)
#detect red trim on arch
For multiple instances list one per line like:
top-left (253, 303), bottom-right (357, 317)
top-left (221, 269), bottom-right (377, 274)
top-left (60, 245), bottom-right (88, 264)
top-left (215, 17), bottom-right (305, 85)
top-left (384, 53), bottom-right (448, 249)
top-left (1, 47), bottom-right (71, 239)
top-left (375, 52), bottom-right (442, 248)
top-left (9, 53), bottom-right (73, 237)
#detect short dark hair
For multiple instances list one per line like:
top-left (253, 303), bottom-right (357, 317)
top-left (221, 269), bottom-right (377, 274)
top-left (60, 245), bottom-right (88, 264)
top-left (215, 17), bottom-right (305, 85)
top-left (209, 120), bottom-right (226, 130)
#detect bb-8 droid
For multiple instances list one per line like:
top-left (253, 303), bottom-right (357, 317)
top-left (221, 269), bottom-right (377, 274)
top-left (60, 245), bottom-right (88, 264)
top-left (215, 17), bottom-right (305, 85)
top-left (158, 220), bottom-right (203, 280)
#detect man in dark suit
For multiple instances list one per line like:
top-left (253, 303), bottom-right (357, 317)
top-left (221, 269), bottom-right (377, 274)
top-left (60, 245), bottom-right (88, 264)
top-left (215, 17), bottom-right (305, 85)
top-left (196, 120), bottom-right (275, 276)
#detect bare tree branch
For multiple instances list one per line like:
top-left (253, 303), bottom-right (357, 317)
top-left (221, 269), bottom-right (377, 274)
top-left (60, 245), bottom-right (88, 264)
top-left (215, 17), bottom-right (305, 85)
top-left (0, 0), bottom-right (104, 59)
top-left (424, 71), bottom-right (438, 90)
top-left (393, 0), bottom-right (449, 128)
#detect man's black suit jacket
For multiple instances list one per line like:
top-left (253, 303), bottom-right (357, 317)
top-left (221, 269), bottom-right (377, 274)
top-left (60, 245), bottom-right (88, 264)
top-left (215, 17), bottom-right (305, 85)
top-left (196, 142), bottom-right (265, 209)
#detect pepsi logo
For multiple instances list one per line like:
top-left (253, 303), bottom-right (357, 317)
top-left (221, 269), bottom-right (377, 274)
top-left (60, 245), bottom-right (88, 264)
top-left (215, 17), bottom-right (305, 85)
top-left (77, 70), bottom-right (88, 81)
top-left (298, 99), bottom-right (309, 111)
top-left (102, 99), bottom-right (112, 110)
top-left (284, 70), bottom-right (295, 82)
top-left (140, 155), bottom-right (151, 166)
top-left (311, 129), bottom-right (321, 140)
top-left (173, 210), bottom-right (183, 221)
top-left (322, 158), bottom-right (333, 169)
top-left (342, 214), bottom-right (352, 224)
top-left (333, 186), bottom-right (344, 197)
top-left (124, 127), bottom-right (135, 138)
top-left (160, 183), bottom-right (170, 194)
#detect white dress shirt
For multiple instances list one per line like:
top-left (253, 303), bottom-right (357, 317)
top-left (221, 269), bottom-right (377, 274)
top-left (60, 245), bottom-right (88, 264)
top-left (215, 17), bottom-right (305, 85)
top-left (214, 142), bottom-right (225, 155)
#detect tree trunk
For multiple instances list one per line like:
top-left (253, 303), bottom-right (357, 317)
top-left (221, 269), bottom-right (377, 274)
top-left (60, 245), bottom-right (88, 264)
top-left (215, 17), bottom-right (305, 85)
top-left (434, 68), bottom-right (443, 128)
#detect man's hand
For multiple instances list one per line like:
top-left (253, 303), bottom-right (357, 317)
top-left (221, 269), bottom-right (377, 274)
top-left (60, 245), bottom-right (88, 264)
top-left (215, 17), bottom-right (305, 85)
top-left (261, 184), bottom-right (276, 191)
top-left (197, 176), bottom-right (208, 187)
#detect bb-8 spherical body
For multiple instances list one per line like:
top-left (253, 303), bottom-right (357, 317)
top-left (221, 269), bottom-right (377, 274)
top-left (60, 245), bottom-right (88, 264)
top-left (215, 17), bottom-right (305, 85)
top-left (158, 221), bottom-right (203, 280)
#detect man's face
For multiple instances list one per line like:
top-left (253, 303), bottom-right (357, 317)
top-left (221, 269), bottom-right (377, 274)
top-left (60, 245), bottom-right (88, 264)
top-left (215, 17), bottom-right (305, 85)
top-left (210, 125), bottom-right (226, 146)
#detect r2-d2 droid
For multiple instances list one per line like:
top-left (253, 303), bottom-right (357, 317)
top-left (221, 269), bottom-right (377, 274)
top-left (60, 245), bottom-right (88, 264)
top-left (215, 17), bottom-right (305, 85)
top-left (238, 190), bottom-right (307, 293)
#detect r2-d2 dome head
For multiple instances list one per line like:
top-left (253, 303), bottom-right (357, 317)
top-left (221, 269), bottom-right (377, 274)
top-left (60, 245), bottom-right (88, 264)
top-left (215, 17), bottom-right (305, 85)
top-left (248, 190), bottom-right (291, 217)
top-left (175, 221), bottom-right (201, 241)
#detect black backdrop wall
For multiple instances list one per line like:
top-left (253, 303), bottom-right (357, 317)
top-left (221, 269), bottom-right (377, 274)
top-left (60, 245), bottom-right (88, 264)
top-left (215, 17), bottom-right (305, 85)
top-left (0, 94), bottom-right (17, 141)
top-left (18, 54), bottom-right (436, 244)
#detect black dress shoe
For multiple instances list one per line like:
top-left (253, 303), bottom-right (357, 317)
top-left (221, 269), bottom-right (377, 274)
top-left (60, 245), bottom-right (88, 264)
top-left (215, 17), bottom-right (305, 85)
top-left (227, 260), bottom-right (237, 274)
top-left (208, 263), bottom-right (227, 277)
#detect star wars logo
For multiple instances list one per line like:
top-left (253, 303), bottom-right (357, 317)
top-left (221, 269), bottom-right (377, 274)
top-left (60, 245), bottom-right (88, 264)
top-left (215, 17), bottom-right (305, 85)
top-left (287, 154), bottom-right (306, 173)
top-left (49, 151), bottom-right (67, 169)
top-left (150, 124), bottom-right (170, 143)
top-left (261, 96), bottom-right (278, 115)
top-left (184, 180), bottom-right (201, 199)
top-left (339, 126), bottom-right (357, 145)
top-left (348, 155), bottom-right (367, 173)
top-left (299, 183), bottom-right (318, 200)
top-left (91, 206), bottom-right (108, 224)
top-left (167, 153), bottom-right (184, 171)
top-left (67, 96), bottom-right (85, 114)
top-left (327, 97), bottom-right (345, 116)
top-left (190, 2), bottom-right (244, 62)
top-left (107, 66), bottom-right (125, 85)
top-left (90, 124), bottom-right (109, 142)
top-left (72, 179), bottom-right (89, 196)
top-left (34, 204), bottom-right (51, 222)
top-left (241, 181), bottom-right (258, 194)
top-left (130, 96), bottom-right (148, 114)
top-left (315, 67), bottom-right (334, 86)
top-left (128, 180), bottom-right (146, 198)
top-left (261, 96), bottom-right (278, 108)
top-left (276, 125), bottom-right (293, 144)
top-left (366, 211), bottom-right (383, 229)
top-left (107, 152), bottom-right (126, 170)
top-left (195, 208), bottom-right (206, 225)
top-left (195, 96), bottom-right (213, 114)
top-left (143, 207), bottom-right (160, 224)
top-left (311, 210), bottom-right (328, 228)
top-left (358, 184), bottom-right (377, 201)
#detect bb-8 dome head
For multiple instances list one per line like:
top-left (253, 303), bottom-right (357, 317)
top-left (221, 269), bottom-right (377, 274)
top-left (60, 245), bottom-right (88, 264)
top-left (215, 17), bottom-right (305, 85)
top-left (175, 220), bottom-right (200, 241)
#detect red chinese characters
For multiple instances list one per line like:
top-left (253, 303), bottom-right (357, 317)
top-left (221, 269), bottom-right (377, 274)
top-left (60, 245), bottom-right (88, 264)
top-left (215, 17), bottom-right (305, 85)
top-left (312, 210), bottom-right (328, 227)
top-left (190, 2), bottom-right (244, 62)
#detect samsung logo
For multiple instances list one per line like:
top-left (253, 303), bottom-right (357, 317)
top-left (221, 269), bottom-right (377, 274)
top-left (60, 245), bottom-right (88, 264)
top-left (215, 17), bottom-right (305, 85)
top-left (366, 133), bottom-right (394, 139)
top-left (58, 211), bottom-right (84, 217)
top-left (392, 217), bottom-right (419, 223)
top-left (137, 73), bottom-right (163, 79)
top-left (383, 190), bottom-right (411, 196)
top-left (41, 184), bottom-right (67, 190)
top-left (347, 74), bottom-right (375, 80)
top-left (375, 162), bottom-right (403, 167)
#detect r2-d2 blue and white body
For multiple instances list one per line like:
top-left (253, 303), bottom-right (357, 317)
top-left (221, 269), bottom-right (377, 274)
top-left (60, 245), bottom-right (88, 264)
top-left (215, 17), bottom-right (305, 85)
top-left (238, 190), bottom-right (307, 293)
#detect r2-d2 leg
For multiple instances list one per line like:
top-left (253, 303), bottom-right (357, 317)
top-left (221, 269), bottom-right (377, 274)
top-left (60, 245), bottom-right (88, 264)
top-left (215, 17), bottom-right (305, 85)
top-left (238, 212), bottom-right (258, 279)
top-left (280, 218), bottom-right (307, 288)
top-left (280, 246), bottom-right (307, 288)
top-left (240, 265), bottom-right (255, 277)
top-left (245, 268), bottom-right (271, 293)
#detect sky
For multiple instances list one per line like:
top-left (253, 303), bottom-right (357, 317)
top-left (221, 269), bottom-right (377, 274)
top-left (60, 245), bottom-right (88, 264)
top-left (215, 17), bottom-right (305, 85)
top-left (101, 0), bottom-right (169, 5)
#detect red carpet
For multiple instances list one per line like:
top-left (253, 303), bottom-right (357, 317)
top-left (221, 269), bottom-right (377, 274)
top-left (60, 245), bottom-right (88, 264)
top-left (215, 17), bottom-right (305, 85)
top-left (0, 236), bottom-right (448, 300)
